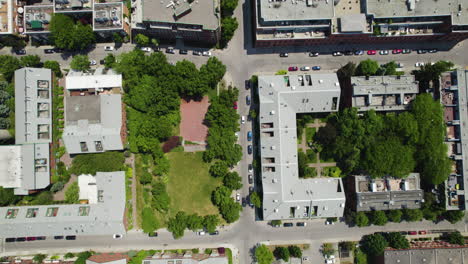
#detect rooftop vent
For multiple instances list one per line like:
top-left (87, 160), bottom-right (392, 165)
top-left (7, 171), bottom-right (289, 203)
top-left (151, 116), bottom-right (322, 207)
top-left (319, 80), bottom-right (323, 83)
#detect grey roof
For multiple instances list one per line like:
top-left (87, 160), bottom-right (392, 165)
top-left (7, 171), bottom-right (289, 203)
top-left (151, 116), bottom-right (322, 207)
top-left (354, 174), bottom-right (423, 212)
top-left (384, 247), bottom-right (468, 264)
top-left (66, 68), bottom-right (122, 90)
top-left (351, 75), bottom-right (419, 112)
top-left (63, 94), bottom-right (123, 154)
top-left (0, 171), bottom-right (126, 238)
top-left (15, 68), bottom-right (52, 144)
top-left (365, 0), bottom-right (468, 26)
top-left (340, 14), bottom-right (368, 33)
top-left (259, 0), bottom-right (334, 22)
top-left (258, 74), bottom-right (345, 220)
top-left (135, 0), bottom-right (220, 30)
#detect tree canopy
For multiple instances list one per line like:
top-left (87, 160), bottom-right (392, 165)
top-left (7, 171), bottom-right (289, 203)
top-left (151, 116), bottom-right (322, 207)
top-left (255, 245), bottom-right (274, 264)
top-left (70, 152), bottom-right (125, 175)
top-left (65, 182), bottom-right (79, 204)
top-left (49, 14), bottom-right (95, 50)
top-left (70, 55), bottom-right (90, 71)
top-left (361, 234), bottom-right (388, 256)
top-left (386, 232), bottom-right (410, 249)
top-left (356, 59), bottom-right (379, 76)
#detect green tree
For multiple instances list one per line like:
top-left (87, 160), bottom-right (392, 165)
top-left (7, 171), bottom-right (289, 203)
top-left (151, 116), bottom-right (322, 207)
top-left (447, 231), bottom-right (465, 245)
top-left (167, 211), bottom-right (188, 239)
top-left (104, 54), bottom-right (116, 69)
top-left (250, 191), bottom-right (261, 208)
top-left (322, 243), bottom-right (335, 257)
top-left (0, 55), bottom-right (20, 81)
top-left (370, 211), bottom-right (388, 226)
top-left (387, 232), bottom-right (410, 249)
top-left (255, 245), bottom-right (274, 264)
top-left (354, 248), bottom-right (368, 264)
top-left (65, 182), bottom-right (79, 204)
top-left (50, 14), bottom-right (95, 50)
top-left (403, 209), bottom-right (423, 222)
top-left (70, 55), bottom-right (90, 71)
top-left (174, 60), bottom-right (207, 98)
top-left (223, 171), bottom-right (243, 190)
top-left (141, 207), bottom-right (159, 233)
top-left (139, 171), bottom-right (152, 185)
top-left (361, 233), bottom-right (388, 256)
top-left (355, 212), bottom-right (370, 227)
top-left (387, 210), bottom-right (402, 223)
top-left (151, 182), bottom-right (170, 212)
top-left (186, 213), bottom-right (204, 231)
top-left (134, 33), bottom-right (150, 46)
top-left (31, 191), bottom-right (54, 205)
top-left (33, 254), bottom-right (47, 263)
top-left (356, 59), bottom-right (379, 76)
top-left (377, 61), bottom-right (398, 75)
top-left (20, 55), bottom-right (41, 67)
top-left (113, 32), bottom-right (123, 43)
top-left (221, 17), bottom-right (239, 45)
top-left (64, 253), bottom-right (75, 259)
top-left (70, 152), bottom-right (125, 175)
top-left (273, 247), bottom-right (290, 262)
top-left (0, 186), bottom-right (21, 206)
top-left (200, 57), bottom-right (226, 89)
top-left (50, 182), bottom-right (65, 193)
top-left (209, 161), bottom-right (229, 178)
top-left (337, 62), bottom-right (356, 79)
top-left (203, 215), bottom-right (219, 233)
top-left (151, 38), bottom-right (159, 46)
top-left (444, 210), bottom-right (465, 224)
top-left (44, 61), bottom-right (62, 78)
top-left (288, 246), bottom-right (302, 258)
top-left (221, 0), bottom-right (238, 13)
top-left (275, 69), bottom-right (288, 75)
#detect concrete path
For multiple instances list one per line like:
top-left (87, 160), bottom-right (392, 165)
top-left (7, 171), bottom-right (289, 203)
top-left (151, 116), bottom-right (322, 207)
top-left (183, 144), bottom-right (207, 152)
top-left (131, 154), bottom-right (138, 229)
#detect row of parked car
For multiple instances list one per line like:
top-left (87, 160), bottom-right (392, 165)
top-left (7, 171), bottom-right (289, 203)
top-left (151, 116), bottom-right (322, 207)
top-left (273, 222), bottom-right (307, 227)
top-left (280, 48), bottom-right (439, 57)
top-left (5, 235), bottom-right (76, 242)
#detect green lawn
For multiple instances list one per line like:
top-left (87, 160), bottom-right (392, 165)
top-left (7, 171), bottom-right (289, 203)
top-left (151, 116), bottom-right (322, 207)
top-left (166, 152), bottom-right (222, 217)
top-left (306, 127), bottom-right (316, 142)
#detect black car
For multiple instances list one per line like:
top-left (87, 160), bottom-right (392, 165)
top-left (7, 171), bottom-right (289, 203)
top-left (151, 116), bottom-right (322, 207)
top-left (209, 231), bottom-right (219, 235)
top-left (241, 198), bottom-right (247, 207)
top-left (100, 59), bottom-right (105, 65)
top-left (65, 235), bottom-right (76, 240)
top-left (247, 145), bottom-right (253, 154)
top-left (245, 80), bottom-right (251, 90)
top-left (279, 52), bottom-right (288, 57)
top-left (248, 174), bottom-right (253, 184)
top-left (54, 236), bottom-right (64, 240)
top-left (36, 236), bottom-right (46, 241)
top-left (179, 49), bottom-right (188, 55)
top-left (16, 237), bottom-right (26, 242)
top-left (417, 49), bottom-right (427, 54)
top-left (296, 222), bottom-right (306, 227)
top-left (344, 50), bottom-right (353, 56)
top-left (249, 186), bottom-right (254, 194)
top-left (15, 49), bottom-right (26, 55)
top-left (166, 48), bottom-right (175, 54)
top-left (193, 51), bottom-right (202, 56)
top-left (308, 52), bottom-right (319, 57)
top-left (283, 223), bottom-right (293, 227)
top-left (5, 238), bottom-right (15, 243)
top-left (44, 49), bottom-right (55, 54)
top-left (149, 232), bottom-right (158, 237)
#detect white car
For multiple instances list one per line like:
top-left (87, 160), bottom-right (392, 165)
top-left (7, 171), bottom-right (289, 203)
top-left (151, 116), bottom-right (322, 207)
top-left (141, 47), bottom-right (153, 52)
top-left (113, 234), bottom-right (123, 239)
top-left (198, 231), bottom-right (206, 236)
top-left (104, 46), bottom-right (114, 51)
top-left (241, 115), bottom-right (246, 124)
top-left (379, 50), bottom-right (389, 55)
top-left (415, 62), bottom-right (425, 67)
top-left (90, 60), bottom-right (97, 66)
top-left (300, 66), bottom-right (311, 71)
top-left (202, 51), bottom-right (212, 57)
top-left (236, 193), bottom-right (240, 201)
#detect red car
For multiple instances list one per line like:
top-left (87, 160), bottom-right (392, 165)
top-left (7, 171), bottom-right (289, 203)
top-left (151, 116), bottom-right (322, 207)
top-left (408, 231), bottom-right (417, 235)
top-left (392, 49), bottom-right (403, 54)
top-left (233, 101), bottom-right (238, 110)
top-left (367, 50), bottom-right (376, 55)
top-left (419, 230), bottom-right (427, 235)
top-left (288, 66), bottom-right (298, 71)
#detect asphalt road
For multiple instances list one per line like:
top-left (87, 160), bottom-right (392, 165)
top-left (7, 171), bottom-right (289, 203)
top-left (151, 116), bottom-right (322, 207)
top-left (2, 0), bottom-right (468, 262)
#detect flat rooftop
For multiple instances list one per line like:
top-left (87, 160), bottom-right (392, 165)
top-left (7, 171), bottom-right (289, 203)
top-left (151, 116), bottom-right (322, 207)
top-left (65, 68), bottom-right (122, 90)
top-left (93, 3), bottom-right (123, 30)
top-left (24, 5), bottom-right (53, 33)
top-left (351, 75), bottom-right (419, 96)
top-left (54, 0), bottom-right (93, 12)
top-left (141, 0), bottom-right (219, 30)
top-left (0, 0), bottom-right (12, 34)
top-left (66, 95), bottom-right (101, 123)
top-left (259, 0), bottom-right (334, 22)
top-left (365, 0), bottom-right (468, 26)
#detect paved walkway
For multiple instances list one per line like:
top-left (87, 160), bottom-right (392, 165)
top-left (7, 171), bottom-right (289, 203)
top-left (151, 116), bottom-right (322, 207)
top-left (52, 174), bottom-right (77, 201)
top-left (130, 154), bottom-right (138, 229)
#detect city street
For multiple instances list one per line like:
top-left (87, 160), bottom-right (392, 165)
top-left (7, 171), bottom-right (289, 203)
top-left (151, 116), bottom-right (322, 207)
top-left (2, 0), bottom-right (468, 262)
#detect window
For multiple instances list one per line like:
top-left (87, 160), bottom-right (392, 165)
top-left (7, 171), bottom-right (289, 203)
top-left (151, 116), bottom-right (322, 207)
top-left (46, 207), bottom-right (59, 217)
top-left (5, 209), bottom-right (18, 219)
top-left (37, 80), bottom-right (49, 89)
top-left (95, 141), bottom-right (103, 152)
top-left (26, 208), bottom-right (39, 218)
top-left (80, 142), bottom-right (88, 152)
top-left (37, 103), bottom-right (50, 118)
top-left (331, 97), bottom-right (338, 111)
top-left (37, 124), bottom-right (50, 140)
top-left (78, 206), bottom-right (90, 216)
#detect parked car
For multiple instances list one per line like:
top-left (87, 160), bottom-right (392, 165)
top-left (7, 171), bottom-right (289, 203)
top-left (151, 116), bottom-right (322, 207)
top-left (312, 66), bottom-right (321, 71)
top-left (233, 101), bottom-right (238, 110)
top-left (309, 52), bottom-right (319, 57)
top-left (179, 49), bottom-right (188, 55)
top-left (26, 237), bottom-right (36, 241)
top-left (296, 222), bottom-right (307, 227)
top-left (166, 47), bottom-right (175, 54)
top-left (65, 235), bottom-right (76, 240)
top-left (246, 95), bottom-right (251, 105)
top-left (209, 231), bottom-right (219, 235)
top-left (54, 236), bottom-right (64, 240)
top-left (300, 66), bottom-right (310, 71)
top-left (248, 163), bottom-right (253, 172)
top-left (332, 51), bottom-right (343, 56)
top-left (5, 238), bottom-right (15, 243)
top-left (104, 46), bottom-right (114, 51)
top-left (399, 231), bottom-right (408, 235)
top-left (428, 48), bottom-right (438, 53)
top-left (113, 234), bottom-right (123, 239)
top-left (241, 115), bottom-right (246, 124)
top-left (15, 49), bottom-right (26, 55)
top-left (202, 51), bottom-right (211, 57)
top-left (288, 66), bottom-right (298, 71)
top-left (198, 231), bottom-right (206, 236)
top-left (141, 47), bottom-right (153, 52)
top-left (247, 145), bottom-right (252, 154)
top-left (408, 231), bottom-right (417, 235)
top-left (44, 49), bottom-right (55, 54)
top-left (344, 50), bottom-right (353, 56)
top-left (379, 50), bottom-right (389, 55)
top-left (367, 50), bottom-right (376, 55)
top-left (245, 80), bottom-right (251, 90)
top-left (419, 230), bottom-right (427, 235)
top-left (402, 49), bottom-right (412, 54)
top-left (36, 236), bottom-right (46, 241)
top-left (279, 52), bottom-right (288, 57)
top-left (100, 59), bottom-right (105, 65)
top-left (248, 174), bottom-right (253, 184)
top-left (415, 62), bottom-right (425, 67)
top-left (354, 50), bottom-right (364, 55)
top-left (90, 60), bottom-right (97, 66)
top-left (283, 223), bottom-right (293, 227)
top-left (249, 186), bottom-right (254, 193)
top-left (236, 193), bottom-right (241, 201)
top-left (247, 131), bottom-right (253, 142)
top-left (241, 197), bottom-right (247, 207)
top-left (417, 49), bottom-right (427, 54)
top-left (392, 49), bottom-right (402, 54)
top-left (16, 237), bottom-right (26, 242)
top-left (193, 50), bottom-right (202, 56)
top-left (148, 232), bottom-right (158, 237)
